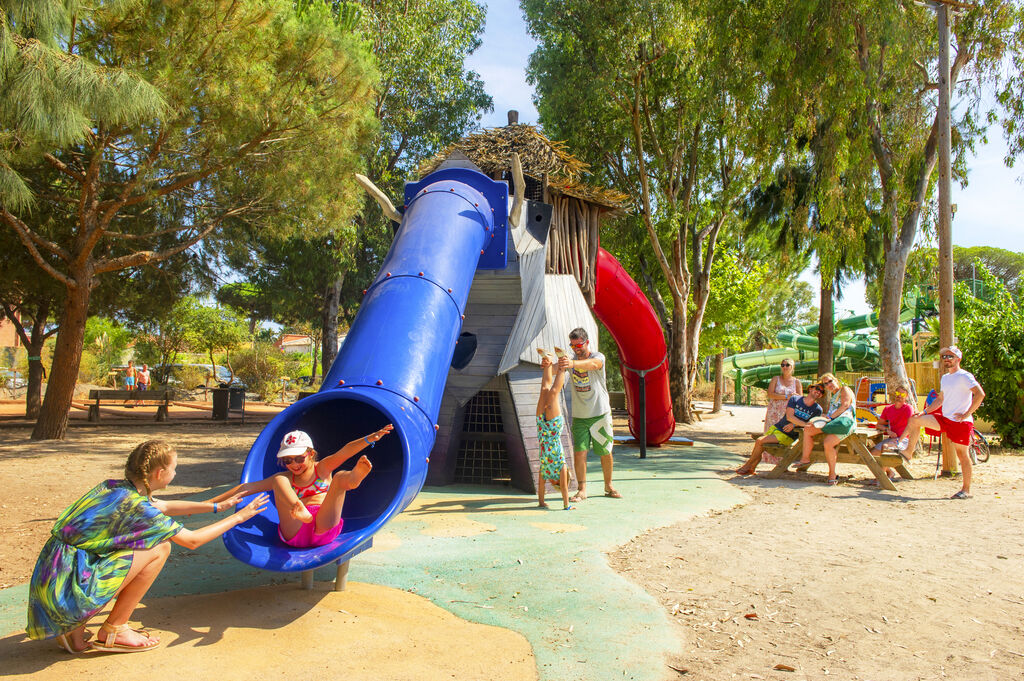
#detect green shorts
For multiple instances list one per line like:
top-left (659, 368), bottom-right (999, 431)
top-left (821, 414), bottom-right (856, 437)
top-left (571, 412), bottom-right (614, 457)
top-left (765, 425), bottom-right (796, 447)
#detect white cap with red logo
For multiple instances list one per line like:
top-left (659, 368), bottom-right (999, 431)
top-left (277, 430), bottom-right (314, 458)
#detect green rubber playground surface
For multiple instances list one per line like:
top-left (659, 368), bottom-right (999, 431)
top-left (1, 440), bottom-right (745, 681)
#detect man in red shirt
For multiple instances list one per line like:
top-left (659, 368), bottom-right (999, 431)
top-left (872, 388), bottom-right (915, 482)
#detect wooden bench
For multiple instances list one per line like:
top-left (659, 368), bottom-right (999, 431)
top-left (746, 429), bottom-right (914, 490)
top-left (87, 390), bottom-right (172, 422)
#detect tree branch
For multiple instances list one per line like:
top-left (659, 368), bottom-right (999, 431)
top-left (0, 209), bottom-right (76, 288)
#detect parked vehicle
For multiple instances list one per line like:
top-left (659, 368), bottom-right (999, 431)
top-left (2, 369), bottom-right (26, 390)
top-left (151, 363), bottom-right (246, 390)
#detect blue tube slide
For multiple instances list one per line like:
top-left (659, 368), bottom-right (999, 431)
top-left (223, 168), bottom-right (507, 572)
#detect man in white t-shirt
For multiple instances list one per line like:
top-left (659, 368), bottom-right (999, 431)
top-left (557, 327), bottom-right (621, 501)
top-left (898, 346), bottom-right (985, 499)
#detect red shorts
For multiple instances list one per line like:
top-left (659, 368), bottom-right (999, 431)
top-left (278, 504), bottom-right (343, 548)
top-left (929, 407), bottom-right (974, 446)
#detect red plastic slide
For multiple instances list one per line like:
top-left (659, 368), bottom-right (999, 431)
top-left (593, 247), bottom-right (675, 445)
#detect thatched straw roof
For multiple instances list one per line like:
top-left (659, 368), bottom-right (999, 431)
top-left (549, 178), bottom-right (631, 211)
top-left (417, 124), bottom-right (629, 210)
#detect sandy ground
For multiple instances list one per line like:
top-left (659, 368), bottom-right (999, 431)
top-left (612, 405), bottom-right (1024, 680)
top-left (2, 405), bottom-right (1023, 680)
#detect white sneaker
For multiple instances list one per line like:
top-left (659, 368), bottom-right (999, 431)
top-left (896, 437), bottom-right (910, 452)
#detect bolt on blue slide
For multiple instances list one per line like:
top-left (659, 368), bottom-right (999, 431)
top-left (223, 167), bottom-right (508, 572)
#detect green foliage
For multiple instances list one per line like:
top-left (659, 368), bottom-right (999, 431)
top-left (955, 264), bottom-right (1024, 448)
top-left (185, 304), bottom-right (249, 369)
top-left (0, 0), bottom-right (166, 209)
top-left (700, 250), bottom-right (771, 356)
top-left (233, 342), bottom-right (286, 401)
top-left (83, 316), bottom-right (132, 376)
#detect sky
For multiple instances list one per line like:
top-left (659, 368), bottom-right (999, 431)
top-left (465, 1), bottom-right (1024, 317)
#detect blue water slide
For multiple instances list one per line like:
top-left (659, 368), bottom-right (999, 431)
top-left (223, 168), bottom-right (508, 572)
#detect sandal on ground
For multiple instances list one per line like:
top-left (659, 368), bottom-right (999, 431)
top-left (94, 622), bottom-right (159, 653)
top-left (569, 493), bottom-right (585, 503)
top-left (604, 489), bottom-right (622, 498)
top-left (55, 633), bottom-right (91, 654)
top-left (792, 461), bottom-right (812, 472)
top-left (735, 467), bottom-right (752, 476)
top-left (826, 478), bottom-right (839, 486)
top-left (950, 490), bottom-right (971, 500)
top-left (564, 505), bottom-right (575, 511)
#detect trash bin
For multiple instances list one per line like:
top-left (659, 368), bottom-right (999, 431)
top-left (211, 388), bottom-right (229, 420)
top-left (228, 386), bottom-right (245, 410)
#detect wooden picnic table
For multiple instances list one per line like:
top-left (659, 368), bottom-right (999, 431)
top-left (749, 427), bottom-right (914, 491)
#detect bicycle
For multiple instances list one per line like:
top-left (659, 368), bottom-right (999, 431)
top-left (969, 429), bottom-right (990, 464)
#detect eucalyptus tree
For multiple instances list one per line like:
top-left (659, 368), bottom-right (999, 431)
top-left (524, 0), bottom-right (773, 421)
top-left (761, 1), bottom-right (1023, 393)
top-left (2, 0), bottom-right (377, 439)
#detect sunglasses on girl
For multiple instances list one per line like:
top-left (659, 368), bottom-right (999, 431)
top-left (279, 454), bottom-right (307, 465)
top-left (781, 362), bottom-right (793, 367)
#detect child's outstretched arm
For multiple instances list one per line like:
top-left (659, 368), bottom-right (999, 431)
top-left (204, 478), bottom-right (278, 507)
top-left (317, 424), bottom-right (394, 474)
top-left (170, 493), bottom-right (270, 550)
top-left (152, 480), bottom-right (274, 517)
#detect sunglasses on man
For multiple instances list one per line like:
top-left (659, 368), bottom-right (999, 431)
top-left (940, 354), bottom-right (956, 360)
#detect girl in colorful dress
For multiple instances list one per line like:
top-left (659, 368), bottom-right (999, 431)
top-left (535, 348), bottom-right (573, 510)
top-left (209, 425), bottom-right (393, 548)
top-left (27, 440), bottom-right (269, 654)
top-left (763, 358), bottom-right (802, 433)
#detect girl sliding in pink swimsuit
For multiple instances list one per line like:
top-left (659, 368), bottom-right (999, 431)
top-left (211, 425), bottom-right (393, 547)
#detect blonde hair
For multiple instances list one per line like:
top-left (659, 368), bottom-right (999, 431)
top-left (818, 372), bottom-right (840, 389)
top-left (125, 440), bottom-right (176, 497)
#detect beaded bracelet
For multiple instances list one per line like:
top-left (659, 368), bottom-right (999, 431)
top-left (364, 436), bottom-right (375, 448)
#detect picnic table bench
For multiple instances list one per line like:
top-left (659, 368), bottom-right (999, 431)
top-left (747, 428), bottom-right (914, 491)
top-left (87, 389), bottom-right (172, 422)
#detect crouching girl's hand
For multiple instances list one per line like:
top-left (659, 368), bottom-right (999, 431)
top-left (236, 493), bottom-right (269, 521)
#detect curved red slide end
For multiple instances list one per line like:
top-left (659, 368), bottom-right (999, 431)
top-left (593, 248), bottom-right (675, 445)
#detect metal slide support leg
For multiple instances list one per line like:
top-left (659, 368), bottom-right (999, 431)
top-left (301, 569), bottom-right (314, 590)
top-left (334, 560), bottom-right (350, 591)
top-left (638, 374), bottom-right (647, 459)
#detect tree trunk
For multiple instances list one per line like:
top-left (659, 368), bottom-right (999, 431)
top-left (817, 277), bottom-right (834, 376)
top-left (712, 351), bottom-right (724, 413)
top-left (32, 283), bottom-right (91, 440)
top-left (879, 234), bottom-right (912, 395)
top-left (24, 338), bottom-right (47, 419)
top-left (321, 276), bottom-right (342, 374)
top-left (668, 304), bottom-right (692, 423)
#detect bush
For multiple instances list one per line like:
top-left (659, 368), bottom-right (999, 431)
top-left (77, 351), bottom-right (105, 385)
top-left (233, 343), bottom-right (285, 401)
top-left (955, 265), bottom-right (1024, 448)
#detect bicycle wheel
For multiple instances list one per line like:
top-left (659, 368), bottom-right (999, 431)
top-left (970, 430), bottom-right (990, 464)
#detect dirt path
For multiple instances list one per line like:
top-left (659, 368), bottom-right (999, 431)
top-left (613, 406), bottom-right (1024, 681)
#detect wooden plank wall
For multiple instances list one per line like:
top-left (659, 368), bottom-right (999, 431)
top-left (507, 364), bottom-right (576, 494)
top-left (519, 274), bottom-right (600, 366)
top-left (498, 245), bottom-right (548, 374)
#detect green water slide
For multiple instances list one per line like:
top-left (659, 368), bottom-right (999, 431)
top-left (722, 290), bottom-right (934, 402)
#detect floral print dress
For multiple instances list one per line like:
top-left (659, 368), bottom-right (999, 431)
top-left (536, 415), bottom-right (567, 482)
top-left (26, 480), bottom-right (182, 639)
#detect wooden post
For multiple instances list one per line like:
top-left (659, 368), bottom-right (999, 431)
top-left (936, 3), bottom-right (955, 350)
top-left (936, 2), bottom-right (958, 477)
